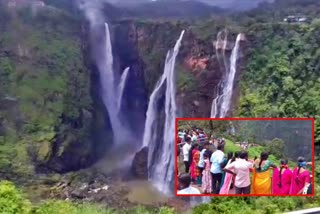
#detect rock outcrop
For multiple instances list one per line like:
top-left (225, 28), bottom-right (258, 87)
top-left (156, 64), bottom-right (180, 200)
top-left (131, 147), bottom-right (148, 179)
top-left (114, 21), bottom-right (247, 118)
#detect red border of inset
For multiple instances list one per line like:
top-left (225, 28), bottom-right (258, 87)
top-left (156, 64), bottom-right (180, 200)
top-left (174, 117), bottom-right (315, 197)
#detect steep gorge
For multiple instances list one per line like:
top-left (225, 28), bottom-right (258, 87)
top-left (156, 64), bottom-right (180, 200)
top-left (1, 0), bottom-right (320, 213)
top-left (0, 4), bottom-right (247, 188)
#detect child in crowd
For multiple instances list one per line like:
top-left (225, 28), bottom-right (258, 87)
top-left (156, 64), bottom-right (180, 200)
top-left (202, 152), bottom-right (212, 194)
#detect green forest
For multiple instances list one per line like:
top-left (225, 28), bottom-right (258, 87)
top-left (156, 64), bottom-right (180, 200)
top-left (0, 0), bottom-right (320, 213)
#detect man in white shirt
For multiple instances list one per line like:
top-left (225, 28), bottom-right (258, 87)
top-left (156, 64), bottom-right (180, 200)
top-left (210, 144), bottom-right (225, 194)
top-left (177, 173), bottom-right (201, 195)
top-left (224, 151), bottom-right (253, 194)
top-left (182, 137), bottom-right (192, 173)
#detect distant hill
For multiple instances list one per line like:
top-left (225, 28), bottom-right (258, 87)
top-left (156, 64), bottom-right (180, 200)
top-left (114, 0), bottom-right (226, 19)
top-left (198, 0), bottom-right (275, 11)
top-left (253, 0), bottom-right (320, 14)
top-left (43, 0), bottom-right (225, 20)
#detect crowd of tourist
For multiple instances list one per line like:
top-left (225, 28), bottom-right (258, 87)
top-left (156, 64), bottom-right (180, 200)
top-left (176, 128), bottom-right (313, 195)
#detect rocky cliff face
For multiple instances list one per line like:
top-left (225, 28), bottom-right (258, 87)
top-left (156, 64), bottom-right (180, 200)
top-left (0, 3), bottom-right (247, 181)
top-left (0, 6), bottom-right (109, 179)
top-left (112, 20), bottom-right (247, 118)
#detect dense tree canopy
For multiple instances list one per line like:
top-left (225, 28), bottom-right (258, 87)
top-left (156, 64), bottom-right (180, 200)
top-left (238, 21), bottom-right (320, 147)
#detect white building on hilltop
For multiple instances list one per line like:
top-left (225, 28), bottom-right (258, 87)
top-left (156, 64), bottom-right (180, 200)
top-left (284, 15), bottom-right (308, 23)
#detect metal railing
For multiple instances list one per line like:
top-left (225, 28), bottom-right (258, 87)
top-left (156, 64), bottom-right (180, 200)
top-left (283, 207), bottom-right (320, 214)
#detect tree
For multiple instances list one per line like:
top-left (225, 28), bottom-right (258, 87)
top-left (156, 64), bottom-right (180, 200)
top-left (266, 138), bottom-right (285, 159)
top-left (0, 181), bottom-right (31, 214)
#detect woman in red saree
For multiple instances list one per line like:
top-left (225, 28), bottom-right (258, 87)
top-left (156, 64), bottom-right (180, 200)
top-left (289, 157), bottom-right (311, 195)
top-left (272, 159), bottom-right (292, 194)
top-left (190, 144), bottom-right (201, 184)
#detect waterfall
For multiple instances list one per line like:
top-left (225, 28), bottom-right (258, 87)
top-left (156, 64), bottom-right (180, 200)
top-left (98, 22), bottom-right (131, 144)
top-left (219, 34), bottom-right (242, 117)
top-left (142, 68), bottom-right (167, 148)
top-left (117, 67), bottom-right (130, 112)
top-left (142, 64), bottom-right (167, 176)
top-left (104, 23), bottom-right (116, 96)
top-left (211, 30), bottom-right (229, 118)
top-left (143, 30), bottom-right (185, 194)
top-left (211, 33), bottom-right (242, 118)
top-left (215, 30), bottom-right (229, 72)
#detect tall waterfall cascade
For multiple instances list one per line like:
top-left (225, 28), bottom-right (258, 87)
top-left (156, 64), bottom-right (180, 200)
top-left (118, 67), bottom-right (130, 112)
top-left (211, 33), bottom-right (243, 118)
top-left (98, 23), bottom-right (132, 144)
top-left (142, 30), bottom-right (185, 194)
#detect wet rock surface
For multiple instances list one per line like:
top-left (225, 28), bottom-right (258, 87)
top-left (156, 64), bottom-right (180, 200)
top-left (131, 146), bottom-right (148, 179)
top-left (17, 164), bottom-right (193, 213)
top-left (44, 172), bottom-right (135, 209)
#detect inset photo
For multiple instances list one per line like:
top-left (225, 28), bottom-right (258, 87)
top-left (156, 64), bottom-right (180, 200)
top-left (175, 118), bottom-right (314, 196)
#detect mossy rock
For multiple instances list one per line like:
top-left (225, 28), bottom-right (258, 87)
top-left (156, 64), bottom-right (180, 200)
top-left (37, 131), bottom-right (55, 142)
top-left (41, 174), bottom-right (62, 185)
top-left (37, 141), bottom-right (52, 163)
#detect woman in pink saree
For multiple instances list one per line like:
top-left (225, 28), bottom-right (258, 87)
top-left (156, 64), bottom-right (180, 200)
top-left (289, 157), bottom-right (311, 195)
top-left (220, 152), bottom-right (239, 194)
top-left (272, 159), bottom-right (292, 194)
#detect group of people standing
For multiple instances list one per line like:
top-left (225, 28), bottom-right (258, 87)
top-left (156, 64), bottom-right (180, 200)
top-left (177, 129), bottom-right (312, 195)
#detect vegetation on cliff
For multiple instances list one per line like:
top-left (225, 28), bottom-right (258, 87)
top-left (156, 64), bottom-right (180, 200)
top-left (0, 4), bottom-right (104, 179)
top-left (238, 20), bottom-right (320, 146)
